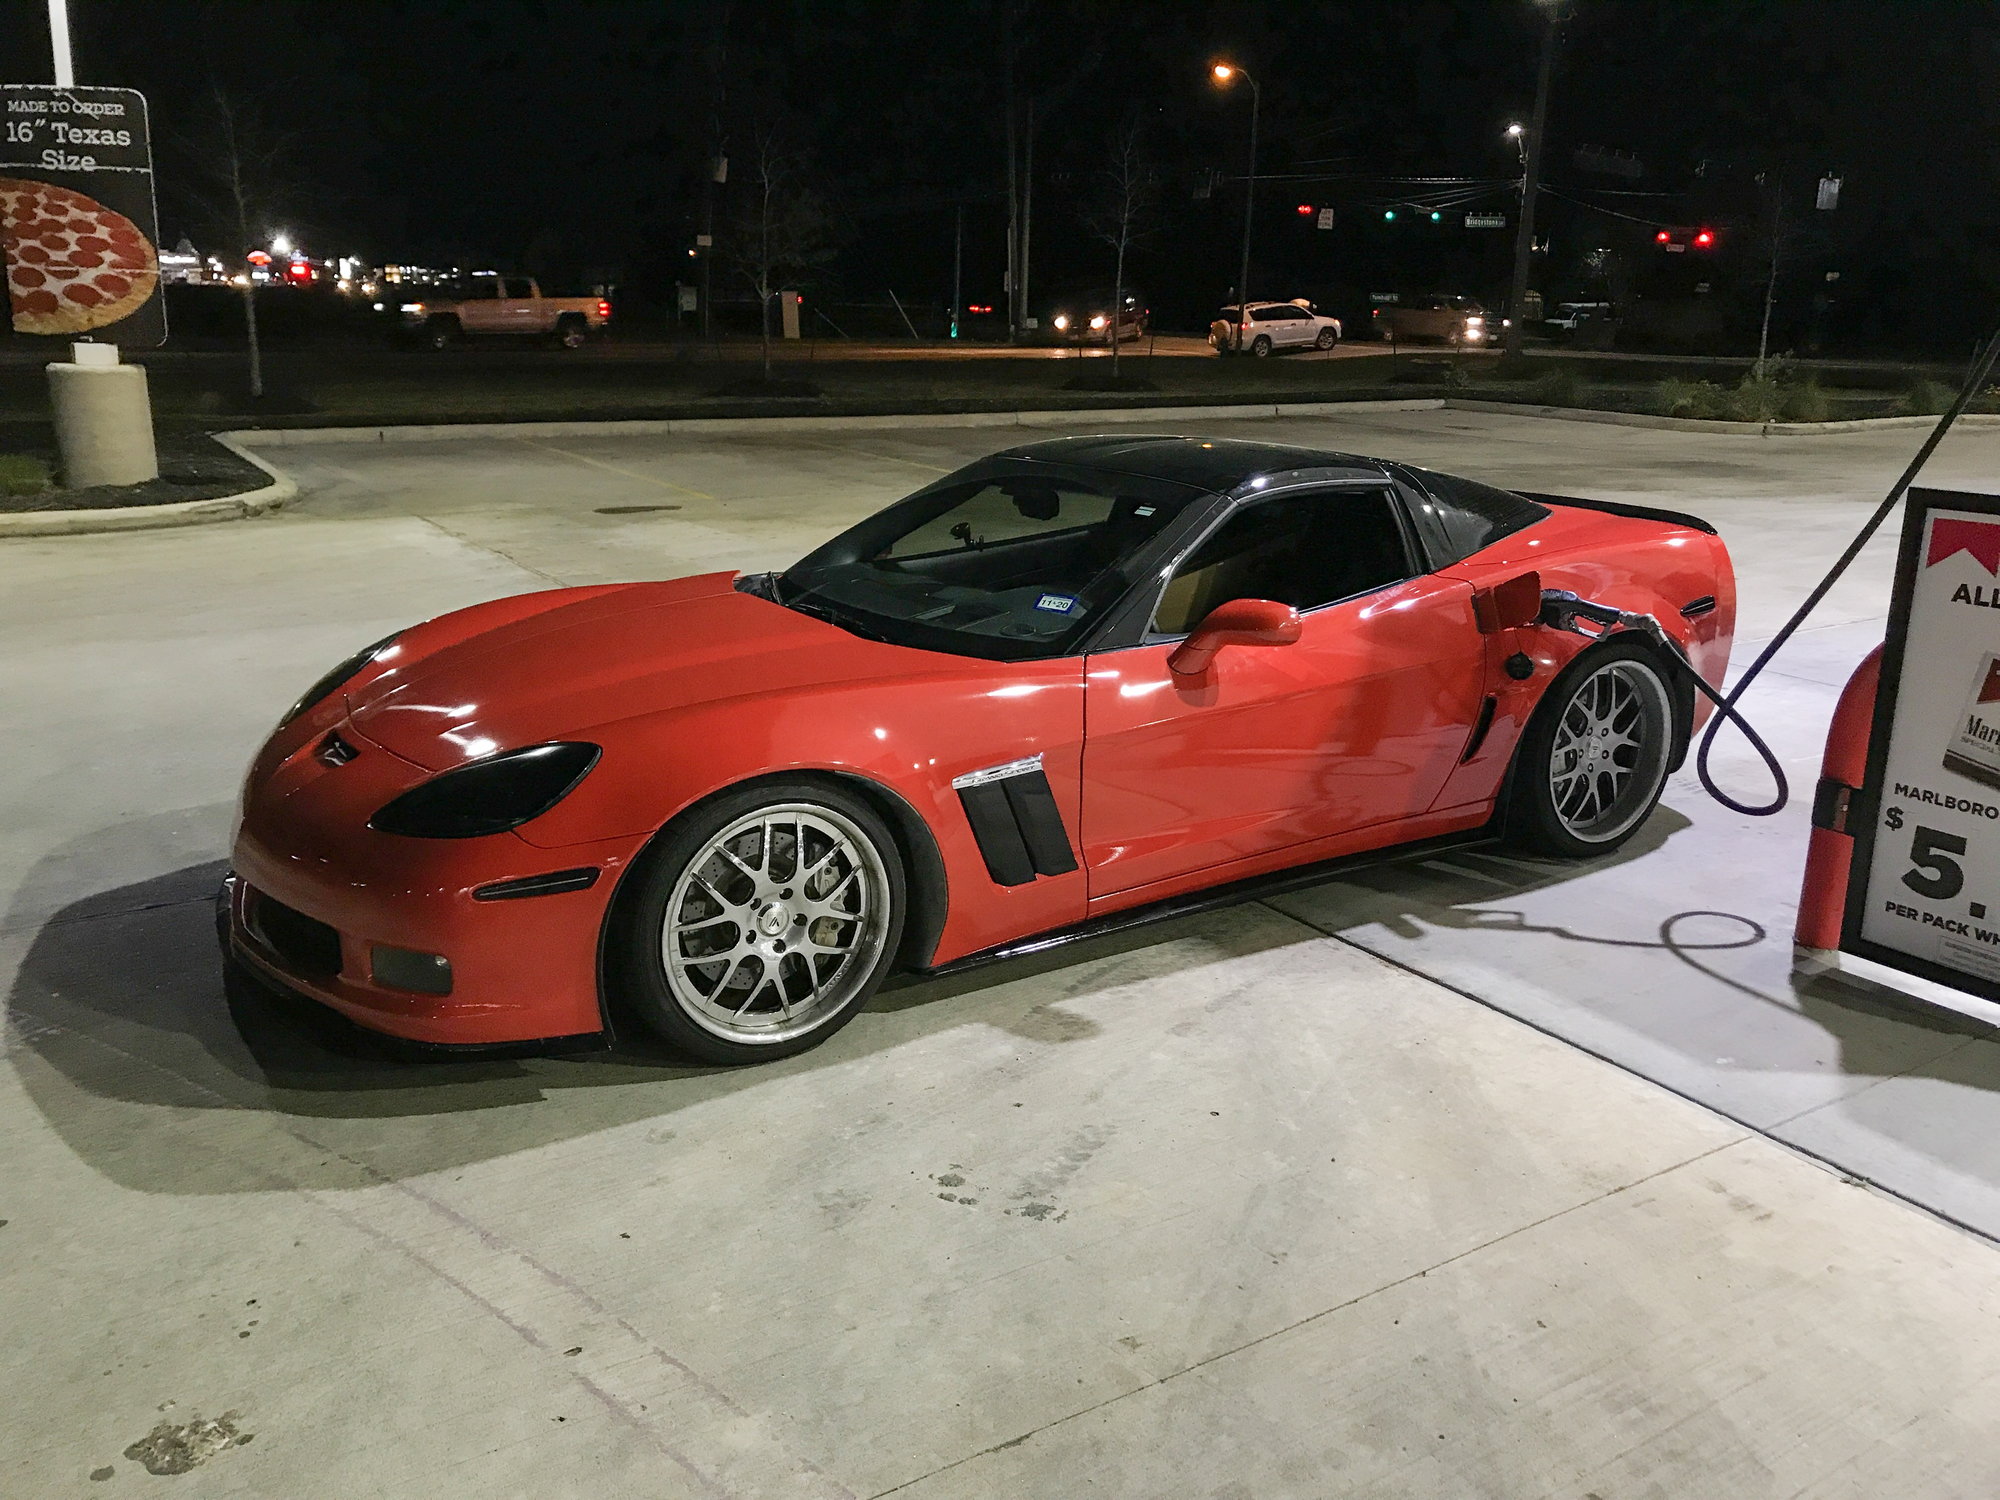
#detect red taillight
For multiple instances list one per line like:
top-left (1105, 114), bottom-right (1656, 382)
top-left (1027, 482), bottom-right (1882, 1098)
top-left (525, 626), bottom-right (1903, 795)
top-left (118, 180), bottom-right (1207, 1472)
top-left (1693, 229), bottom-right (1714, 248)
top-left (597, 299), bottom-right (611, 316)
top-left (1655, 230), bottom-right (1670, 244)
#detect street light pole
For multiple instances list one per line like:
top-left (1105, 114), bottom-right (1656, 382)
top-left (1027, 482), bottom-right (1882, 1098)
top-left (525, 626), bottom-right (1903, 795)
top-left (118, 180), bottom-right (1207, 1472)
top-left (1504, 4), bottom-right (1561, 360)
top-left (1213, 64), bottom-right (1260, 352)
top-left (48, 0), bottom-right (74, 85)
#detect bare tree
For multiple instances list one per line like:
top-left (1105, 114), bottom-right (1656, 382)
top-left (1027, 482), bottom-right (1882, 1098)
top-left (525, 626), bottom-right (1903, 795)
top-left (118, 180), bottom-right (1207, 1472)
top-left (1079, 120), bottom-right (1160, 380)
top-left (721, 128), bottom-right (837, 381)
top-left (175, 88), bottom-right (296, 399)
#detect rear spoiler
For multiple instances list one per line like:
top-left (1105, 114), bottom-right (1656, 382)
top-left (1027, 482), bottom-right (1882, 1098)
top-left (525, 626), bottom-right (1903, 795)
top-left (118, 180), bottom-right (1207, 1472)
top-left (1514, 490), bottom-right (1718, 536)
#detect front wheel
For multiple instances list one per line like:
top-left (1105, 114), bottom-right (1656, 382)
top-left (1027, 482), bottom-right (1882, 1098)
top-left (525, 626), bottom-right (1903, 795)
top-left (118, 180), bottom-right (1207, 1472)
top-left (1250, 334), bottom-right (1273, 358)
top-left (1315, 327), bottom-right (1338, 350)
top-left (612, 782), bottom-right (906, 1064)
top-left (1502, 641), bottom-right (1677, 857)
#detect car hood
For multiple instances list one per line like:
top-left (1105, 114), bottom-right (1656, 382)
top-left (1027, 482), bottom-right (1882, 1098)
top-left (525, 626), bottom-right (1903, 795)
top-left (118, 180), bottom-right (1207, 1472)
top-left (345, 573), bottom-right (942, 771)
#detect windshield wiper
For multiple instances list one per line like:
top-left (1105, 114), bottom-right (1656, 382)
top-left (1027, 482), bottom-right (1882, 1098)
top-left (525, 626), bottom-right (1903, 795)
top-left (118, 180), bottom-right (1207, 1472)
top-left (776, 581), bottom-right (893, 643)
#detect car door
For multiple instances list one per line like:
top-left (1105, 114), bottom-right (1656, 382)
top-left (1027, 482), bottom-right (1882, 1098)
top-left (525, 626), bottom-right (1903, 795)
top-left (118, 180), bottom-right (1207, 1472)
top-left (505, 277), bottom-right (544, 332)
top-left (456, 277), bottom-right (508, 333)
top-left (1275, 306), bottom-right (1310, 346)
top-left (1080, 485), bottom-right (1486, 903)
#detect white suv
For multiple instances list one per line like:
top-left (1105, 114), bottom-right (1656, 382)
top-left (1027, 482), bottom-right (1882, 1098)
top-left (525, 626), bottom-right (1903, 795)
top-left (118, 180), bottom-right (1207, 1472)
top-left (1209, 299), bottom-right (1343, 356)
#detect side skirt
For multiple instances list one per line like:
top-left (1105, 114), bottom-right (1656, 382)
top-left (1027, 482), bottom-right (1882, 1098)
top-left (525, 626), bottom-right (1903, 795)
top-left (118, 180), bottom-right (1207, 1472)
top-left (921, 829), bottom-right (1497, 978)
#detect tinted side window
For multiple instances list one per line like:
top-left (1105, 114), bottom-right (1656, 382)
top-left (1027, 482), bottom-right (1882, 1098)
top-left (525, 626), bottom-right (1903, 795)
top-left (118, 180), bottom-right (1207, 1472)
top-left (1153, 489), bottom-right (1412, 635)
top-left (1408, 468), bottom-right (1548, 559)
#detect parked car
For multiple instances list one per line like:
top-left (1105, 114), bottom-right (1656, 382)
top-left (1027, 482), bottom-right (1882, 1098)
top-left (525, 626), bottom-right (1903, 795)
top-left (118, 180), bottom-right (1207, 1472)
top-left (393, 272), bottom-right (611, 349)
top-left (1371, 294), bottom-right (1503, 346)
top-left (223, 434), bottom-right (1734, 1065)
top-left (1046, 288), bottom-right (1148, 344)
top-left (1209, 300), bottom-right (1343, 356)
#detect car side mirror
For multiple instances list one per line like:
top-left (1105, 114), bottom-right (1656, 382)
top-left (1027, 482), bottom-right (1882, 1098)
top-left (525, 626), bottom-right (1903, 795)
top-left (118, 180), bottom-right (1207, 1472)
top-left (1168, 598), bottom-right (1302, 678)
top-left (1472, 570), bottom-right (1542, 633)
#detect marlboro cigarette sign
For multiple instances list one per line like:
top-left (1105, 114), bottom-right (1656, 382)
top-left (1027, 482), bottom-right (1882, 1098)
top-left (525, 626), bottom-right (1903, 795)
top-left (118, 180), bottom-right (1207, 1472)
top-left (1846, 490), bottom-right (2000, 1001)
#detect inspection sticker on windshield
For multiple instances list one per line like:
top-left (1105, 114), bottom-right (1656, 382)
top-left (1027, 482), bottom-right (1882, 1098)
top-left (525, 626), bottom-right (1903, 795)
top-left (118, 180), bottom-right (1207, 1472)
top-left (1035, 593), bottom-right (1077, 614)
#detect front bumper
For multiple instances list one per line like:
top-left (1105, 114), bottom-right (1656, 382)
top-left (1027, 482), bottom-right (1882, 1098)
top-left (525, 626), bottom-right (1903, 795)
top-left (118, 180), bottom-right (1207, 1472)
top-left (226, 722), bottom-right (648, 1046)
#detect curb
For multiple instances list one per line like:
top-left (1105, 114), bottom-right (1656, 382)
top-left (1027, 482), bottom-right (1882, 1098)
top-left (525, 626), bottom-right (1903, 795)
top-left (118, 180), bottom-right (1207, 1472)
top-left (0, 432), bottom-right (295, 539)
top-left (217, 398), bottom-right (1451, 447)
top-left (1440, 398), bottom-right (2000, 437)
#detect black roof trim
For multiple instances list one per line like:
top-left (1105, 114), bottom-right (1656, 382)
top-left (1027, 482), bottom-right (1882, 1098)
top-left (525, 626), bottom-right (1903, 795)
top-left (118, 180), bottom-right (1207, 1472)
top-left (993, 434), bottom-right (1386, 493)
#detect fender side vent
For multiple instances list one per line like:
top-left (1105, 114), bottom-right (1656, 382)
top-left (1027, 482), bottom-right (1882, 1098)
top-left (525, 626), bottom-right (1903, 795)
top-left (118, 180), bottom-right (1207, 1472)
top-left (954, 760), bottom-right (1079, 887)
top-left (472, 867), bottom-right (602, 901)
top-left (1460, 696), bottom-right (1498, 763)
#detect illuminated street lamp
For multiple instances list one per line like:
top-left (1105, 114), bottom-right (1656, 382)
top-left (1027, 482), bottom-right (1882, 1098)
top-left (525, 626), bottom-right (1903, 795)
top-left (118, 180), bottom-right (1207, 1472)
top-left (271, 232), bottom-right (293, 256)
top-left (1211, 62), bottom-right (1260, 352)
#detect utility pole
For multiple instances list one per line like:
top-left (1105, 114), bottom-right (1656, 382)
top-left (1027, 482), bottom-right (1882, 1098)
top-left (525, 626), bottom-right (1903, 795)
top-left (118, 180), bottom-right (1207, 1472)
top-left (951, 205), bottom-right (963, 340)
top-left (1019, 101), bottom-right (1034, 334)
top-left (1504, 2), bottom-right (1561, 360)
top-left (48, 0), bottom-right (73, 85)
top-left (1002, 6), bottom-right (1019, 343)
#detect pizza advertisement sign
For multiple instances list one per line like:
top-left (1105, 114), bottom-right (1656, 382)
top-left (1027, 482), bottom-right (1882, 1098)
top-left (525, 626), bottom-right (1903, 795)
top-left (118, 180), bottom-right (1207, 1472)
top-left (1844, 487), bottom-right (2000, 1004)
top-left (1, 84), bottom-right (165, 346)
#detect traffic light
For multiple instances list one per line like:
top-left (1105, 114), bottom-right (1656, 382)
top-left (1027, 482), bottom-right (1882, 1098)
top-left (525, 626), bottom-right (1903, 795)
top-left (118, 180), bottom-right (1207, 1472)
top-left (1429, 210), bottom-right (1442, 223)
top-left (1296, 203), bottom-right (1314, 216)
top-left (1383, 209), bottom-right (1398, 222)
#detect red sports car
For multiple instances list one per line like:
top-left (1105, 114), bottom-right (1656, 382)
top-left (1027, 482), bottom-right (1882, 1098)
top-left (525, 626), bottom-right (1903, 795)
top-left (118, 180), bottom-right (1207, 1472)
top-left (221, 436), bottom-right (1735, 1063)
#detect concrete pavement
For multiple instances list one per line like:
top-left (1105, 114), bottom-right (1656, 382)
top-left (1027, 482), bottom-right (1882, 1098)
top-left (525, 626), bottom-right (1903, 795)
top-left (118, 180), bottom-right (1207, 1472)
top-left (6, 407), bottom-right (2000, 1496)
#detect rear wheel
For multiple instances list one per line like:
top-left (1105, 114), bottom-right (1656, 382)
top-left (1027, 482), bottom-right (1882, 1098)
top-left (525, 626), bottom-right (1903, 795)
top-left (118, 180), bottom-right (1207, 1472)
top-left (1503, 641), bottom-right (1676, 857)
top-left (612, 781), bottom-right (906, 1064)
top-left (423, 316), bottom-right (461, 351)
top-left (554, 315), bottom-right (589, 349)
top-left (1250, 334), bottom-right (1273, 358)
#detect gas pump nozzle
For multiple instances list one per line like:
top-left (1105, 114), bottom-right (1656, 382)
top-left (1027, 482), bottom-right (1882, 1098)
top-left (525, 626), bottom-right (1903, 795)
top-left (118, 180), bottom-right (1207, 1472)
top-left (1539, 588), bottom-right (1677, 652)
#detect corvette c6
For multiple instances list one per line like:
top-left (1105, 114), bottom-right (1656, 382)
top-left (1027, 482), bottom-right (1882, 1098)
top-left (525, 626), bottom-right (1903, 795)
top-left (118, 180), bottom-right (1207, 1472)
top-left (222, 435), bottom-right (1735, 1063)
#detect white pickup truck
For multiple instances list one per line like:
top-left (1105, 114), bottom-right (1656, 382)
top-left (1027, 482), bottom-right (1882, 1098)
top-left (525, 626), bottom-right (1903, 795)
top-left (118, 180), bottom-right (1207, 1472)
top-left (397, 273), bottom-right (611, 349)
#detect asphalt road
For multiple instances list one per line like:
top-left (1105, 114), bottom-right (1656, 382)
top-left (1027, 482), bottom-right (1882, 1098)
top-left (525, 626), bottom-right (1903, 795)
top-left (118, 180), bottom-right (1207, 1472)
top-left (6, 406), bottom-right (2000, 1496)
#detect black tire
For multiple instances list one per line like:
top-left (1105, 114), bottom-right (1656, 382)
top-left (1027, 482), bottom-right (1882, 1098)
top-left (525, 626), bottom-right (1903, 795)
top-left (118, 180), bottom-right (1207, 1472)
top-left (423, 316), bottom-right (461, 351)
top-left (1315, 327), bottom-right (1338, 350)
top-left (554, 316), bottom-right (589, 350)
top-left (610, 779), bottom-right (907, 1064)
top-left (1501, 640), bottom-right (1678, 858)
top-left (1250, 334), bottom-right (1273, 358)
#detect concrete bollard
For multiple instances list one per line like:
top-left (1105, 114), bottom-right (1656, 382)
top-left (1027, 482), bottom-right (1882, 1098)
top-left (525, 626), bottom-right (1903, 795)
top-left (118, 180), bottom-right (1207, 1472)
top-left (47, 343), bottom-right (158, 489)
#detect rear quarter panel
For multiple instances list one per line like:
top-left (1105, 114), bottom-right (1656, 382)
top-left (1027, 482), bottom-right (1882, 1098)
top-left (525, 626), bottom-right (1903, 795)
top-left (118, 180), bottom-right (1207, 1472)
top-left (1433, 503), bottom-right (1735, 806)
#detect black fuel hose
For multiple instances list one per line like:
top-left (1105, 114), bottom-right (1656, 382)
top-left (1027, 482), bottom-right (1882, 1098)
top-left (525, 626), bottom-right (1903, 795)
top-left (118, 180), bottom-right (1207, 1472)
top-left (1684, 329), bottom-right (2000, 817)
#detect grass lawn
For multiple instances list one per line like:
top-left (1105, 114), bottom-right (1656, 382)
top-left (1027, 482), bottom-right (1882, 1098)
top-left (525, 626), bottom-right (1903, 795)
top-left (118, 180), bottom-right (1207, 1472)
top-left (0, 451), bottom-right (51, 496)
top-left (0, 339), bottom-right (1977, 432)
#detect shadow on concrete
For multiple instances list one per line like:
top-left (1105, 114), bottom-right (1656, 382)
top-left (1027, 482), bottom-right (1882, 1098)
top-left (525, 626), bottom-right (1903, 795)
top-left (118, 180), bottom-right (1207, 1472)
top-left (14, 798), bottom-right (1993, 1199)
top-left (3, 822), bottom-right (1272, 1193)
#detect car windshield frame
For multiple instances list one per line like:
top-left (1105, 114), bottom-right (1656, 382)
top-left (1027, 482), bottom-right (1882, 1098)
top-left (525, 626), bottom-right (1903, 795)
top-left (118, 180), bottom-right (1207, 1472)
top-left (777, 459), bottom-right (1213, 662)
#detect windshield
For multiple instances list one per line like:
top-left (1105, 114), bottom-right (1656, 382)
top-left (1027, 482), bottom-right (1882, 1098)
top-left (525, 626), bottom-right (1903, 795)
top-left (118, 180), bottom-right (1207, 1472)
top-left (779, 465), bottom-right (1205, 660)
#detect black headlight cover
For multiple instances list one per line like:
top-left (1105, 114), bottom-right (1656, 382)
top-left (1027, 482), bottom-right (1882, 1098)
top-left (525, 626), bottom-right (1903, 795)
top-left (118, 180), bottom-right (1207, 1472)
top-left (280, 633), bottom-right (402, 728)
top-left (368, 742), bottom-right (602, 839)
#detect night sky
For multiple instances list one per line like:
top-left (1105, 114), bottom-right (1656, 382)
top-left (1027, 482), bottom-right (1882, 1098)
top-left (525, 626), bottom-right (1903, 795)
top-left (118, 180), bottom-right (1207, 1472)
top-left (6, 1), bottom-right (1996, 349)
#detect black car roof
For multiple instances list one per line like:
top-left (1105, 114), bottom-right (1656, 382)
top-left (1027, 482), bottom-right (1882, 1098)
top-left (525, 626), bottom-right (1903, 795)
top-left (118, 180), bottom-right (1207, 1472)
top-left (994, 435), bottom-right (1387, 494)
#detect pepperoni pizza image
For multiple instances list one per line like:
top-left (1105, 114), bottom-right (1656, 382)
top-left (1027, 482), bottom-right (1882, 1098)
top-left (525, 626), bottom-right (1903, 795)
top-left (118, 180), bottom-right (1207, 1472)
top-left (0, 177), bottom-right (159, 335)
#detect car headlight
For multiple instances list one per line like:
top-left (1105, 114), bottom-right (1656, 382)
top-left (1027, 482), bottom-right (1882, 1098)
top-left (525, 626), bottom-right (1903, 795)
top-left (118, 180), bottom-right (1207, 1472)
top-left (399, 302), bottom-right (425, 314)
top-left (1465, 315), bottom-right (1484, 327)
top-left (368, 742), bottom-right (602, 839)
top-left (279, 633), bottom-right (402, 728)
top-left (1089, 314), bottom-right (1109, 330)
top-left (1053, 314), bottom-right (1070, 331)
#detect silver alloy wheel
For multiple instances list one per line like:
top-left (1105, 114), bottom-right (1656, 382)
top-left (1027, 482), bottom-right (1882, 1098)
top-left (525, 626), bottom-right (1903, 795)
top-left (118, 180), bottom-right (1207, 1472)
top-left (1547, 658), bottom-right (1673, 844)
top-left (661, 802), bottom-right (891, 1044)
